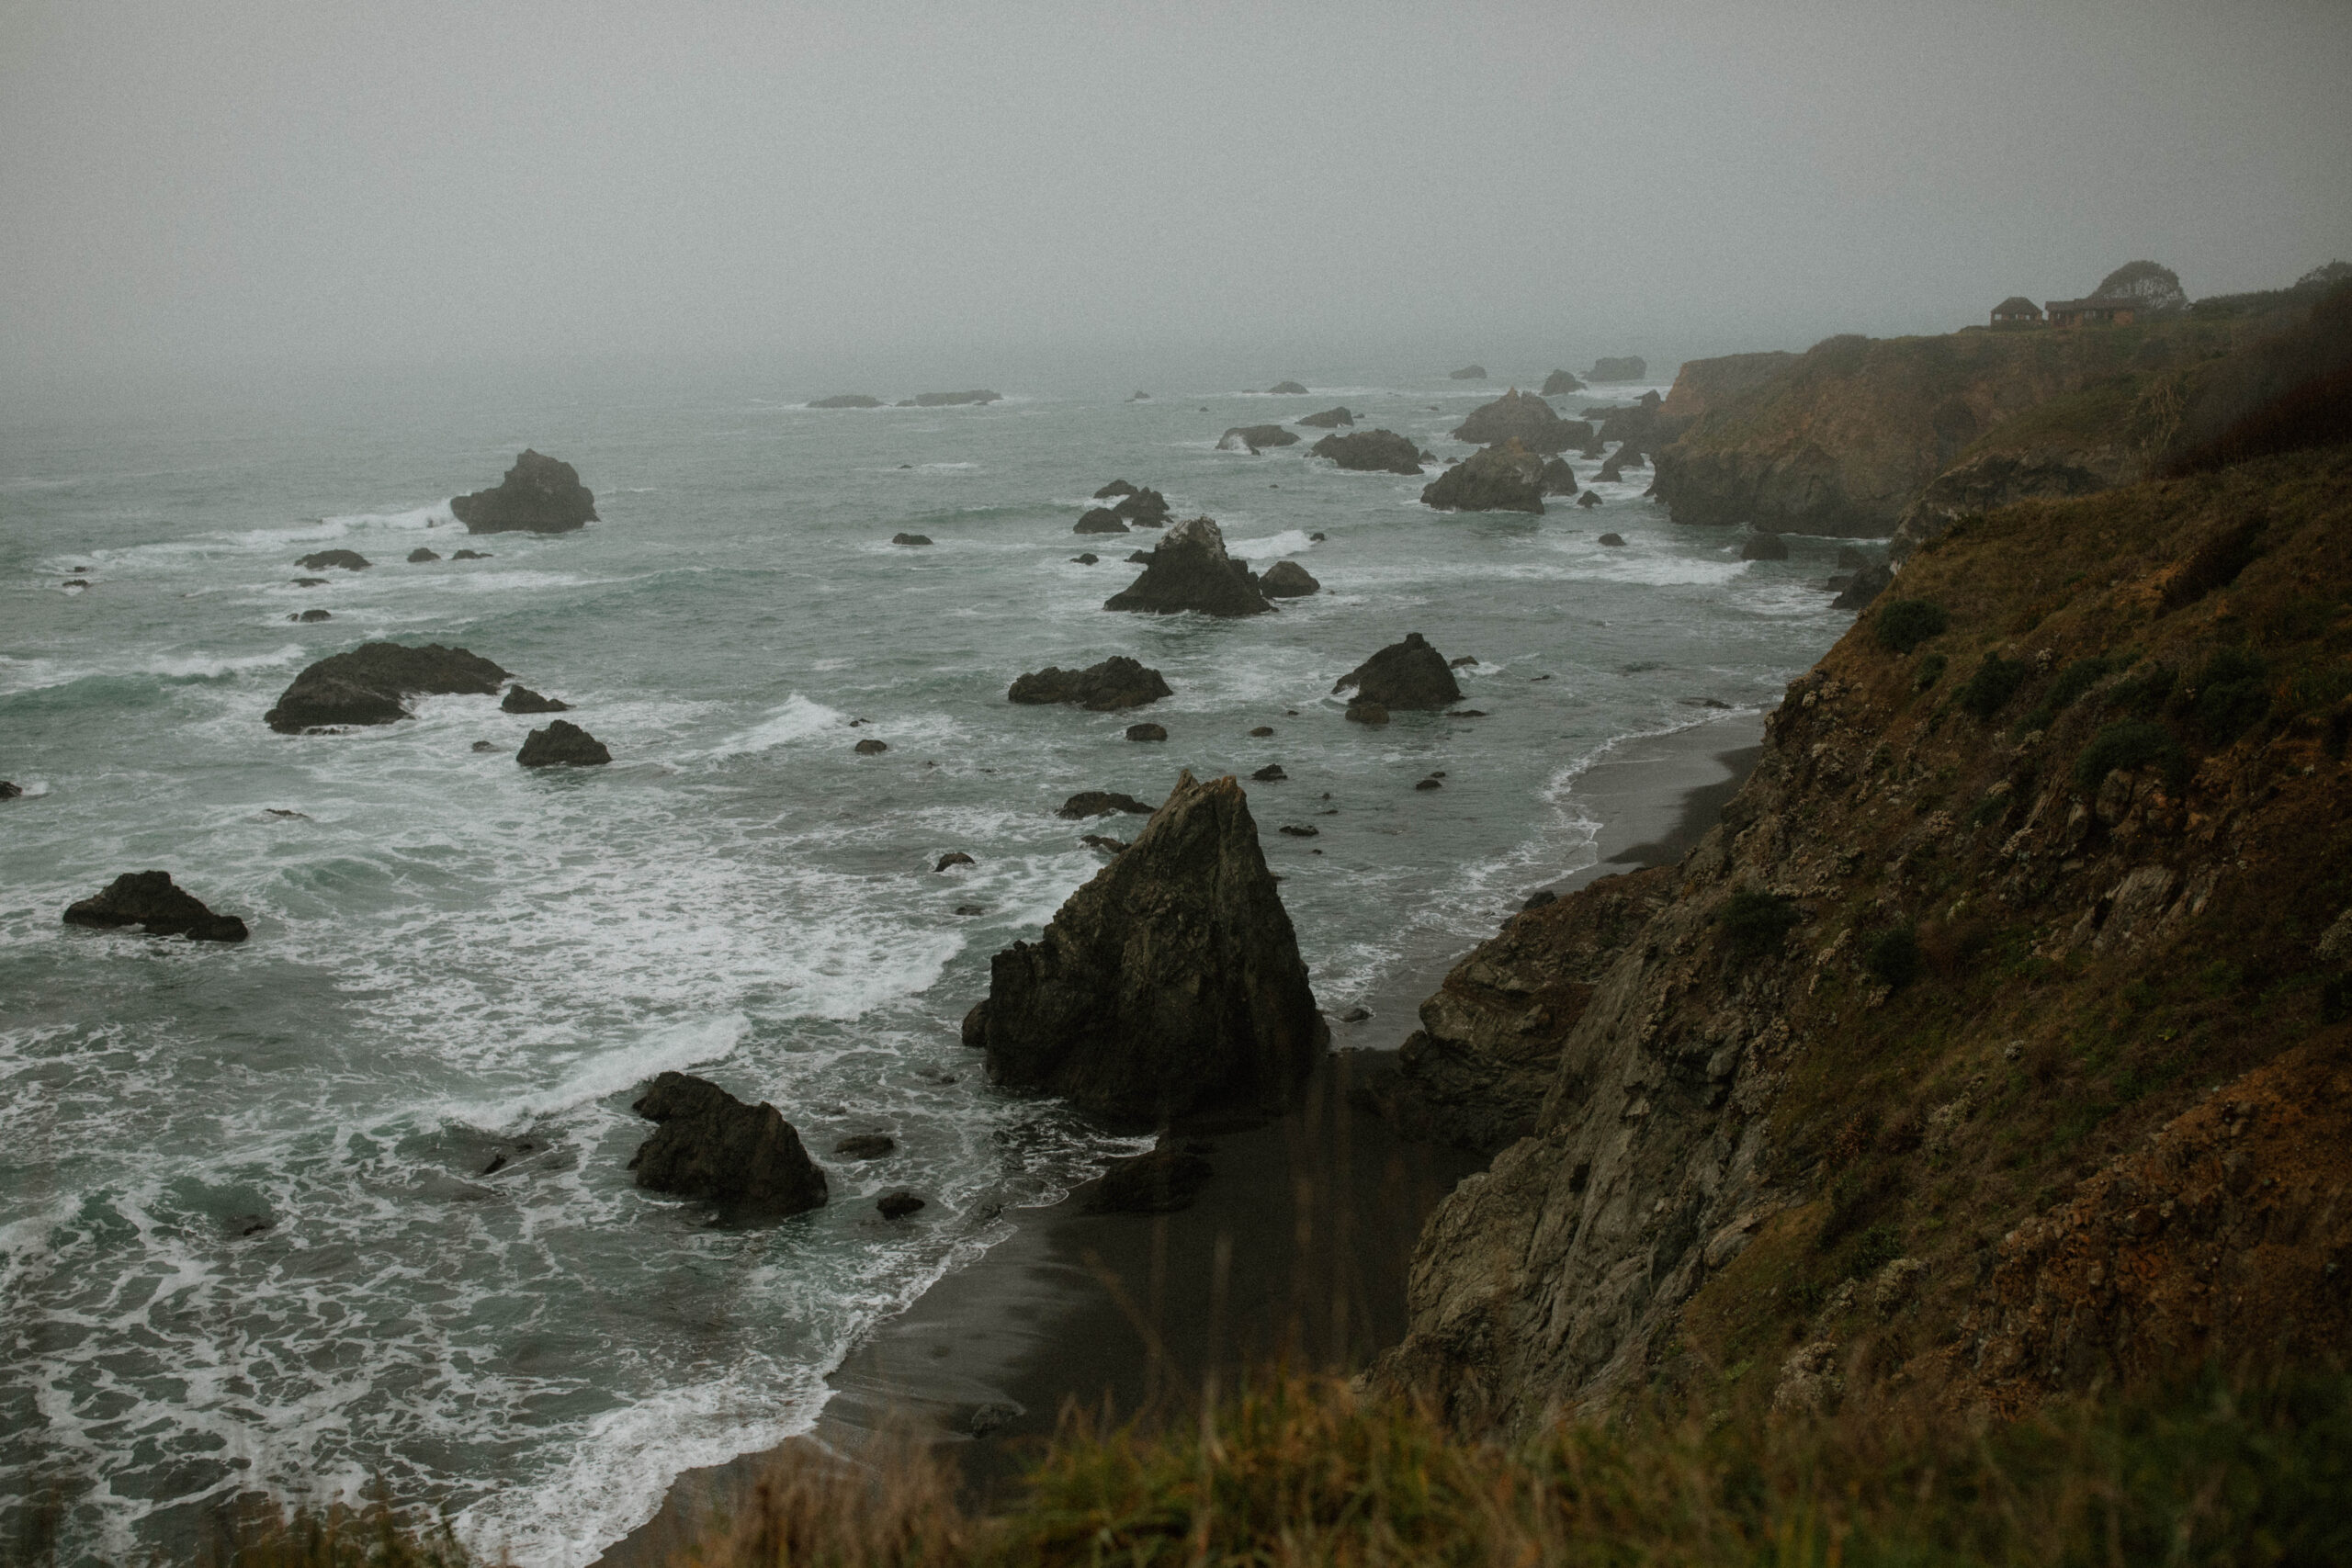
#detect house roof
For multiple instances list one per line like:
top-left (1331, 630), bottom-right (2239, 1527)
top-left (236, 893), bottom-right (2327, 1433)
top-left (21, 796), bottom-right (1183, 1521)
top-left (1993, 296), bottom-right (2041, 314)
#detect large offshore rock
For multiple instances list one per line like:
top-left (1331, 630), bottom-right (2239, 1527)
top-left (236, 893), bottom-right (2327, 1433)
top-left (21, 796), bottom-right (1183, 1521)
top-left (1452, 389), bottom-right (1585, 454)
top-left (628, 1071), bottom-right (828, 1215)
top-left (1104, 516), bottom-right (1273, 616)
top-left (264, 641), bottom-right (511, 732)
top-left (450, 449), bottom-right (599, 534)
top-left (1420, 445), bottom-right (1547, 513)
top-left (1541, 369), bottom-right (1585, 397)
top-left (1332, 632), bottom-right (1463, 709)
top-left (1114, 488), bottom-right (1173, 526)
top-left (295, 549), bottom-right (371, 571)
top-left (1007, 656), bottom-right (1173, 711)
top-left (962, 771), bottom-right (1327, 1127)
top-left (1295, 406), bottom-right (1355, 429)
top-left (1217, 424), bottom-right (1299, 452)
top-left (1310, 430), bottom-right (1424, 475)
top-left (1260, 560), bottom-right (1321, 597)
top-left (1586, 355), bottom-right (1647, 382)
top-left (63, 870), bottom-right (249, 942)
top-left (516, 719), bottom-right (612, 767)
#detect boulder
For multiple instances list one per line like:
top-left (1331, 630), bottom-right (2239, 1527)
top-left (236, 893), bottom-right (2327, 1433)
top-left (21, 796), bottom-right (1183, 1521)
top-left (834, 1134), bottom-right (896, 1159)
top-left (909, 390), bottom-right (1001, 406)
top-left (1310, 430), bottom-right (1423, 474)
top-left (62, 871), bottom-right (248, 942)
top-left (1451, 389), bottom-right (1584, 453)
top-left (1071, 553), bottom-right (1099, 564)
top-left (1345, 702), bottom-right (1390, 725)
top-left (1295, 406), bottom-right (1355, 429)
top-left (1419, 445), bottom-right (1546, 513)
top-left (1260, 560), bottom-right (1320, 597)
top-left (407, 547), bottom-right (441, 563)
top-left (854, 738), bottom-right (889, 755)
top-left (628, 1071), bottom-right (828, 1215)
top-left (963, 771), bottom-right (1327, 1127)
top-left (1541, 369), bottom-right (1585, 397)
top-left (1449, 365), bottom-right (1487, 379)
top-left (1586, 356), bottom-right (1647, 382)
top-left (891, 532), bottom-right (933, 546)
top-left (1094, 479), bottom-right (1139, 499)
top-left (936, 852), bottom-right (976, 871)
top-left (1833, 561), bottom-right (1893, 610)
top-left (1104, 517), bottom-right (1274, 617)
top-left (876, 1190), bottom-right (924, 1219)
top-left (264, 641), bottom-right (511, 733)
top-left (1126, 722), bottom-right (1168, 742)
top-left (1577, 491), bottom-right (1604, 510)
top-left (1, 781), bottom-right (21, 798)
top-left (1008, 656), bottom-right (1172, 711)
top-left (1540, 457), bottom-right (1578, 496)
top-left (810, 394), bottom-right (884, 408)
top-left (1249, 726), bottom-right (1275, 737)
top-left (450, 449), bottom-right (598, 535)
top-left (1251, 763), bottom-right (1287, 782)
top-left (517, 719), bottom-right (611, 767)
top-left (451, 549), bottom-right (490, 560)
top-left (1739, 531), bottom-right (1791, 561)
top-left (289, 609), bottom-right (332, 623)
top-left (1597, 532), bottom-right (1627, 546)
top-left (1266, 380), bottom-right (1310, 395)
top-left (1332, 631), bottom-right (1463, 709)
top-left (1082, 1141), bottom-right (1216, 1213)
top-left (1076, 509), bottom-right (1130, 534)
top-left (296, 549), bottom-right (370, 571)
top-left (501, 685), bottom-right (571, 714)
top-left (1114, 488), bottom-right (1171, 525)
top-left (1218, 424), bottom-right (1298, 452)
top-left (1057, 791), bottom-right (1154, 818)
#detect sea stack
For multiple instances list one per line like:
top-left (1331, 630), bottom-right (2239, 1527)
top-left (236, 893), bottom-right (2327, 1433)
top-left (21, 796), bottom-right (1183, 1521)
top-left (450, 450), bottom-right (598, 535)
top-left (628, 1072), bottom-right (828, 1215)
top-left (1420, 445), bottom-right (1548, 513)
top-left (1103, 517), bottom-right (1274, 616)
top-left (1333, 632), bottom-right (1464, 710)
top-left (962, 771), bottom-right (1327, 1127)
top-left (1451, 389), bottom-right (1585, 453)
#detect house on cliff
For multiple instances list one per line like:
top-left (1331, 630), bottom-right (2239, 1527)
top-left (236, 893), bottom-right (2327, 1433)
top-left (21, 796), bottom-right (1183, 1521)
top-left (2046, 296), bottom-right (2139, 327)
top-left (1990, 296), bottom-right (2044, 327)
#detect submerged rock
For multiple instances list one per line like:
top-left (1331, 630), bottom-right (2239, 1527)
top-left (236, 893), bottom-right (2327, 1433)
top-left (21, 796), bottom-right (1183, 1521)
top-left (1295, 406), bottom-right (1355, 429)
top-left (1008, 655), bottom-right (1172, 711)
top-left (1126, 722), bottom-right (1168, 742)
top-left (1260, 560), bottom-right (1320, 597)
top-left (963, 771), bottom-right (1327, 1126)
top-left (1057, 791), bottom-right (1154, 818)
top-left (834, 1134), bottom-right (896, 1159)
top-left (501, 685), bottom-right (572, 714)
top-left (296, 549), bottom-right (371, 571)
top-left (451, 548), bottom-right (491, 560)
top-left (63, 871), bottom-right (248, 942)
top-left (810, 393), bottom-right (884, 408)
top-left (517, 719), bottom-right (611, 767)
top-left (1218, 424), bottom-right (1300, 453)
top-left (1420, 445), bottom-right (1547, 513)
top-left (876, 1190), bottom-right (925, 1219)
top-left (265, 642), bottom-right (511, 733)
top-left (450, 449), bottom-right (598, 535)
top-left (1311, 430), bottom-right (1423, 474)
top-left (1333, 632), bottom-right (1463, 710)
top-left (1104, 516), bottom-right (1274, 617)
top-left (1452, 389), bottom-right (1585, 454)
top-left (628, 1071), bottom-right (828, 1215)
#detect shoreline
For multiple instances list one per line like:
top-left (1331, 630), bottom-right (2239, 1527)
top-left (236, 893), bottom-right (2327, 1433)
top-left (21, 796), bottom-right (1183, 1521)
top-left (594, 713), bottom-right (1764, 1566)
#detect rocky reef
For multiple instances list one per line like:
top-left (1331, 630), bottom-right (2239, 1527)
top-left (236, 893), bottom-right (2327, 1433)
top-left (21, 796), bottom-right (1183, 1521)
top-left (809, 394), bottom-right (883, 409)
top-left (63, 871), bottom-right (249, 942)
top-left (962, 771), bottom-right (1328, 1128)
top-left (628, 1071), bottom-right (828, 1215)
top-left (1007, 656), bottom-right (1172, 711)
top-left (1311, 430), bottom-right (1423, 475)
top-left (1420, 445), bottom-right (1546, 513)
top-left (264, 642), bottom-right (510, 732)
top-left (905, 390), bottom-right (1001, 406)
top-left (451, 449), bottom-right (598, 534)
top-left (1104, 517), bottom-right (1274, 617)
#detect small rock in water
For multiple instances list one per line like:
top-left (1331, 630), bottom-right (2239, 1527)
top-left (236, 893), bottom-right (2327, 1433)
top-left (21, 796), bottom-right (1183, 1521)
top-left (292, 577), bottom-right (327, 587)
top-left (516, 720), bottom-right (612, 767)
top-left (1447, 708), bottom-right (1487, 717)
top-left (288, 609), bottom-right (332, 622)
top-left (854, 738), bottom-right (888, 755)
top-left (1521, 889), bottom-right (1558, 910)
top-left (471, 739), bottom-right (497, 752)
top-left (1251, 763), bottom-right (1286, 782)
top-left (1250, 725), bottom-right (1275, 737)
top-left (1340, 1008), bottom-right (1372, 1023)
top-left (1278, 824), bottom-right (1319, 838)
top-left (1125, 722), bottom-right (1168, 742)
top-left (1415, 776), bottom-right (1443, 791)
top-left (62, 579), bottom-right (90, 589)
top-left (1075, 508), bottom-right (1130, 535)
top-left (451, 548), bottom-right (491, 560)
top-left (1057, 791), bottom-right (1153, 818)
top-left (876, 1190), bottom-right (925, 1220)
top-left (1071, 553), bottom-right (1098, 564)
top-left (954, 903), bottom-right (986, 915)
top-left (628, 1071), bottom-right (828, 1215)
top-left (1260, 560), bottom-right (1320, 598)
top-left (1308, 532), bottom-right (1327, 542)
top-left (296, 549), bottom-right (370, 571)
top-left (1597, 533), bottom-right (1626, 547)
top-left (1449, 654), bottom-right (1479, 668)
top-left (1079, 834), bottom-right (1129, 854)
top-left (501, 685), bottom-right (572, 715)
top-left (935, 852), bottom-right (976, 872)
top-left (451, 449), bottom-right (598, 535)
top-left (62, 870), bottom-right (248, 942)
top-left (1344, 701), bottom-right (1389, 725)
top-left (408, 547), bottom-right (441, 563)
top-left (835, 1134), bottom-right (896, 1160)
top-left (891, 532), bottom-right (933, 547)
top-left (0, 782), bottom-right (23, 799)
top-left (1577, 491), bottom-right (1603, 510)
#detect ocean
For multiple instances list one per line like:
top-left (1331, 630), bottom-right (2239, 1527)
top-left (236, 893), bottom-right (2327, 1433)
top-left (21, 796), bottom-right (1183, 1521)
top-left (0, 366), bottom-right (1850, 1564)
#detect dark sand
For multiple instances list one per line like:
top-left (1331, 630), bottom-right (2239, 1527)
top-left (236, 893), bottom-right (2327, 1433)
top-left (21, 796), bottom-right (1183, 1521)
top-left (597, 718), bottom-right (1763, 1566)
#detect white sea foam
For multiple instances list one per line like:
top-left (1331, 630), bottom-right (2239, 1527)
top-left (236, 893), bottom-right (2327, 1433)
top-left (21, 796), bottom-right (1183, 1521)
top-left (1225, 528), bottom-right (1318, 558)
top-left (701, 694), bottom-right (848, 757)
top-left (444, 1013), bottom-right (751, 1129)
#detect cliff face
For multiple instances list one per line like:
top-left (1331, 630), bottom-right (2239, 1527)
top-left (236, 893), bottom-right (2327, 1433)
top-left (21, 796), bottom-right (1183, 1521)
top-left (1650, 322), bottom-right (2249, 537)
top-left (1377, 443), bottom-right (2352, 1431)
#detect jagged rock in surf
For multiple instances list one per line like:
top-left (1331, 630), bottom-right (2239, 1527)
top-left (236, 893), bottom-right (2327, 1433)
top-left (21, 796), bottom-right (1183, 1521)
top-left (501, 685), bottom-right (571, 714)
top-left (264, 641), bottom-right (510, 733)
top-left (1333, 632), bottom-right (1464, 710)
top-left (63, 870), bottom-right (249, 942)
top-left (451, 449), bottom-right (598, 535)
top-left (628, 1071), bottom-right (828, 1215)
top-left (962, 771), bottom-right (1327, 1127)
top-left (1104, 516), bottom-right (1274, 617)
top-left (1451, 389), bottom-right (1586, 454)
top-left (288, 609), bottom-right (332, 623)
top-left (1311, 430), bottom-right (1423, 475)
top-left (1217, 424), bottom-right (1300, 453)
top-left (516, 719), bottom-right (611, 767)
top-left (1420, 444), bottom-right (1547, 513)
top-left (296, 549), bottom-right (370, 571)
top-left (1295, 406), bottom-right (1355, 429)
top-left (1008, 656), bottom-right (1172, 712)
top-left (1260, 560), bottom-right (1321, 597)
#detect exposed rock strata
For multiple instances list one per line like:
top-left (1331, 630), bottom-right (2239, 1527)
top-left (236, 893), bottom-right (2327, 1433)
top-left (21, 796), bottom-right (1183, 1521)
top-left (628, 1071), bottom-right (828, 1215)
top-left (451, 449), bottom-right (598, 534)
top-left (963, 772), bottom-right (1327, 1127)
top-left (265, 642), bottom-right (510, 732)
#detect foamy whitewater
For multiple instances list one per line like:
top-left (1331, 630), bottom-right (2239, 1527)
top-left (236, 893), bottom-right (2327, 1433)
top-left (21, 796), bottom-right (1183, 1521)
top-left (0, 368), bottom-right (1855, 1564)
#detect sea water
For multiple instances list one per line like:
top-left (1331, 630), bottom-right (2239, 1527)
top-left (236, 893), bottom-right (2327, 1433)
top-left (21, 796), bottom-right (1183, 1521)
top-left (0, 367), bottom-right (1849, 1564)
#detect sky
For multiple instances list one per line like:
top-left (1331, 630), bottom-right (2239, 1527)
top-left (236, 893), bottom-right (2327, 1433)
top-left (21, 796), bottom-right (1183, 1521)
top-left (5, 0), bottom-right (2349, 390)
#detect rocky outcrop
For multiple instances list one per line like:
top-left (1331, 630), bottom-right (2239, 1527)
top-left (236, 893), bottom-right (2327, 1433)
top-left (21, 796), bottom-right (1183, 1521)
top-left (1075, 509), bottom-right (1130, 534)
top-left (1657, 351), bottom-right (1797, 422)
top-left (289, 609), bottom-right (331, 623)
top-left (961, 771), bottom-right (1327, 1128)
top-left (1542, 369), bottom-right (1585, 397)
top-left (1420, 445), bottom-right (1546, 513)
top-left (1295, 406), bottom-right (1355, 429)
top-left (1332, 632), bottom-right (1462, 709)
top-left (891, 532), bottom-right (933, 546)
top-left (1889, 446), bottom-right (2140, 561)
top-left (1094, 479), bottom-right (1139, 499)
top-left (501, 685), bottom-right (571, 714)
top-left (1260, 560), bottom-right (1320, 597)
top-left (1104, 517), bottom-right (1274, 617)
top-left (1450, 365), bottom-right (1487, 380)
top-left (1541, 457), bottom-right (1578, 496)
top-left (907, 390), bottom-right (1001, 406)
top-left (810, 394), bottom-right (884, 408)
top-left (1312, 430), bottom-right (1424, 474)
top-left (516, 719), bottom-right (611, 767)
top-left (408, 548), bottom-right (440, 563)
top-left (628, 1071), bottom-right (828, 1215)
top-left (296, 549), bottom-right (370, 571)
top-left (1452, 390), bottom-right (1587, 454)
top-left (1007, 656), bottom-right (1172, 711)
top-left (264, 642), bottom-right (510, 732)
top-left (1057, 791), bottom-right (1154, 818)
top-left (1738, 531), bottom-right (1790, 561)
top-left (1586, 356), bottom-right (1647, 382)
top-left (1218, 424), bottom-right (1299, 452)
top-left (1266, 380), bottom-right (1309, 396)
top-left (63, 871), bottom-right (248, 942)
top-left (450, 449), bottom-right (598, 534)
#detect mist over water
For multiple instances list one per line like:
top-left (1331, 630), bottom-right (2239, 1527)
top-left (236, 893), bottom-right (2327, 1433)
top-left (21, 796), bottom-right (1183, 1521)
top-left (3, 367), bottom-right (1848, 1563)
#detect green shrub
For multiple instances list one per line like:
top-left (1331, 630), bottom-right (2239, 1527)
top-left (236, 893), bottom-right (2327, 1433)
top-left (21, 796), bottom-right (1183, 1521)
top-left (2194, 648), bottom-right (2272, 746)
top-left (2111, 661), bottom-right (2177, 716)
top-left (1849, 1223), bottom-right (1904, 1276)
top-left (1876, 599), bottom-right (1949, 654)
top-left (1720, 889), bottom-right (1801, 964)
top-left (1864, 925), bottom-right (1922, 988)
top-left (2075, 718), bottom-right (2189, 789)
top-left (1958, 653), bottom-right (2030, 719)
top-left (2018, 654), bottom-right (2118, 732)
top-left (1913, 650), bottom-right (1948, 690)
